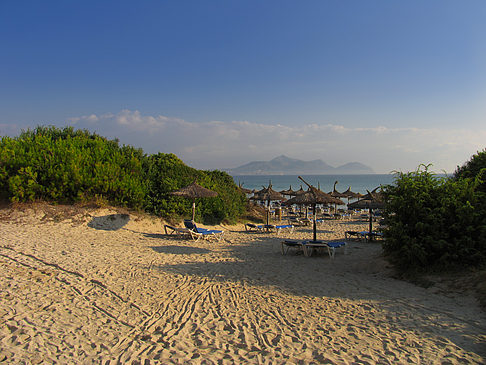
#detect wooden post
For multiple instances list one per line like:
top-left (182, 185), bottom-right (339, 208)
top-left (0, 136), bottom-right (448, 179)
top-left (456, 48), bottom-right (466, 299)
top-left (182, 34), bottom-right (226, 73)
top-left (313, 203), bottom-right (317, 242)
top-left (369, 207), bottom-right (373, 241)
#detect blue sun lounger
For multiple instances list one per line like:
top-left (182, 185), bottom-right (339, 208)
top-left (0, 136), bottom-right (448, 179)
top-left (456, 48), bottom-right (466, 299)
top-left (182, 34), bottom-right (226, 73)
top-left (245, 223), bottom-right (265, 232)
top-left (302, 240), bottom-right (347, 258)
top-left (183, 220), bottom-right (225, 242)
top-left (246, 223), bottom-right (294, 236)
top-left (280, 240), bottom-right (304, 255)
top-left (164, 224), bottom-right (191, 238)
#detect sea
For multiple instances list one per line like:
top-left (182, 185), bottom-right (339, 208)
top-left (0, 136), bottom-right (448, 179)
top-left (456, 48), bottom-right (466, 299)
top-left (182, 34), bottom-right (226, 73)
top-left (231, 173), bottom-right (451, 195)
top-left (231, 174), bottom-right (397, 195)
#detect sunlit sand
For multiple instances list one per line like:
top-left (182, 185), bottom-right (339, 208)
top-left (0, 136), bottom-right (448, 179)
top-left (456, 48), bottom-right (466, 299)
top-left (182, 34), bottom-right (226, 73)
top-left (1, 205), bottom-right (484, 363)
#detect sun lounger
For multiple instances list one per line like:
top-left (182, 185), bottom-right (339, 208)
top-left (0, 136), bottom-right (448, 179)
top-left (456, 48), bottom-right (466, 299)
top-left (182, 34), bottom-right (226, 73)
top-left (274, 224), bottom-right (294, 236)
top-left (183, 220), bottom-right (225, 242)
top-left (245, 223), bottom-right (265, 232)
top-left (280, 240), bottom-right (304, 255)
top-left (345, 230), bottom-right (383, 241)
top-left (345, 231), bottom-right (363, 240)
top-left (302, 240), bottom-right (347, 258)
top-left (287, 217), bottom-right (310, 226)
top-left (246, 223), bottom-right (294, 236)
top-left (164, 224), bottom-right (191, 238)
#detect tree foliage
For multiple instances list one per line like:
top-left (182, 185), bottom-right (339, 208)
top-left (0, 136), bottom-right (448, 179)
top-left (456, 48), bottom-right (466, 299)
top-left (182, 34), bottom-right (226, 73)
top-left (454, 148), bottom-right (486, 193)
top-left (0, 126), bottom-right (246, 223)
top-left (382, 164), bottom-right (486, 271)
top-left (145, 153), bottom-right (246, 223)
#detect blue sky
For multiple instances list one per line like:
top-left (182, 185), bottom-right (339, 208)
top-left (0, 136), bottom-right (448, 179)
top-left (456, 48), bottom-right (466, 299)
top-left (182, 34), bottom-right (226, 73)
top-left (1, 1), bottom-right (485, 173)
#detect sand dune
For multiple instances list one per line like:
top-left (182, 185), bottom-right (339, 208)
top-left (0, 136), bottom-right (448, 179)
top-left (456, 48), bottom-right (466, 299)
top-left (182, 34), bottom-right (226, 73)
top-left (0, 205), bottom-right (484, 363)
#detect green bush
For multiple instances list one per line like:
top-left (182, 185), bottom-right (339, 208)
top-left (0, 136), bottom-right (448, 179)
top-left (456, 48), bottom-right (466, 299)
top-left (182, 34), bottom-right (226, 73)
top-left (382, 164), bottom-right (486, 271)
top-left (0, 125), bottom-right (246, 223)
top-left (145, 153), bottom-right (245, 223)
top-left (0, 126), bottom-right (148, 207)
top-left (454, 148), bottom-right (486, 193)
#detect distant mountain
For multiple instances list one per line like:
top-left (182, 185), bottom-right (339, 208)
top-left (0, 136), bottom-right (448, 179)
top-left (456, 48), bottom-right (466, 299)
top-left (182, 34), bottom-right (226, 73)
top-left (227, 155), bottom-right (374, 175)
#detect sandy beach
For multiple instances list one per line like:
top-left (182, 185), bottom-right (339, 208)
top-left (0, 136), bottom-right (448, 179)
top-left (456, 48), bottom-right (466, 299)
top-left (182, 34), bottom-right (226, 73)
top-left (0, 204), bottom-right (485, 364)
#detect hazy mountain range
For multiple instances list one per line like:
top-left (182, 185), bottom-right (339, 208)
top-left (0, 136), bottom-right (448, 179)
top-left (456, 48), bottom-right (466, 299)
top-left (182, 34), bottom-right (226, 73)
top-left (227, 155), bottom-right (374, 175)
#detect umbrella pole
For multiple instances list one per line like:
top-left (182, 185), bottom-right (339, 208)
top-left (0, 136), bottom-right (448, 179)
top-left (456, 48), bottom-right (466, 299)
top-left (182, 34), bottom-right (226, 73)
top-left (313, 203), bottom-right (317, 242)
top-left (369, 208), bottom-right (373, 241)
top-left (266, 200), bottom-right (270, 230)
top-left (192, 199), bottom-right (196, 221)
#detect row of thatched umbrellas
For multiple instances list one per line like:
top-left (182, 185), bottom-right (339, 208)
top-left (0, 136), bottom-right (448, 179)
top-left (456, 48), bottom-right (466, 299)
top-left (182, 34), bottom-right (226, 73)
top-left (247, 178), bottom-right (384, 242)
top-left (170, 178), bottom-right (384, 242)
top-left (248, 177), bottom-right (365, 242)
top-left (246, 181), bottom-right (363, 201)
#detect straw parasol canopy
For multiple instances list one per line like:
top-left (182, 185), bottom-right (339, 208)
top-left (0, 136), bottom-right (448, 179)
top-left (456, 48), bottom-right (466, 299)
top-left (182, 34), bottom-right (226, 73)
top-left (237, 183), bottom-right (253, 195)
top-left (347, 188), bottom-right (384, 210)
top-left (279, 185), bottom-right (295, 197)
top-left (170, 180), bottom-right (218, 221)
top-left (284, 176), bottom-right (344, 242)
top-left (327, 180), bottom-right (348, 213)
top-left (251, 182), bottom-right (285, 226)
top-left (348, 187), bottom-right (384, 238)
top-left (329, 181), bottom-right (348, 199)
top-left (280, 184), bottom-right (307, 216)
top-left (283, 188), bottom-right (343, 206)
top-left (252, 185), bottom-right (284, 202)
top-left (292, 185), bottom-right (306, 196)
top-left (342, 187), bottom-right (363, 200)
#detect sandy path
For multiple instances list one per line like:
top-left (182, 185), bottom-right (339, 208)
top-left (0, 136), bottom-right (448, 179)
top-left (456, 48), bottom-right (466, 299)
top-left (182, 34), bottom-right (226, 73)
top-left (0, 206), bottom-right (484, 363)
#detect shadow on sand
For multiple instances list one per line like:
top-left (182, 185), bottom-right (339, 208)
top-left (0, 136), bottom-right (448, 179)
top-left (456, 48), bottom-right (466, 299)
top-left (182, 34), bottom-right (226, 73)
top-left (150, 245), bottom-right (211, 255)
top-left (146, 233), bottom-right (485, 356)
top-left (88, 214), bottom-right (130, 231)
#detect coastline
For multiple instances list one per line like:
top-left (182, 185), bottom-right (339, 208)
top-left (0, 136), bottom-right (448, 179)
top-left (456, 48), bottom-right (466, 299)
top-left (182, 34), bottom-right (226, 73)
top-left (0, 204), bottom-right (484, 363)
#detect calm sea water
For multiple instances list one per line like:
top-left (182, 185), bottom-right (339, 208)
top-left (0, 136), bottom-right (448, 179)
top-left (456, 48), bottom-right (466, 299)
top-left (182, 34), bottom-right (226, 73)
top-left (231, 174), bottom-right (396, 195)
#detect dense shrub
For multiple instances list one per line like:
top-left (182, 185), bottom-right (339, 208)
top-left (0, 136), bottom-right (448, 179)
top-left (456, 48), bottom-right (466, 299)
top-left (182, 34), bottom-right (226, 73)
top-left (454, 149), bottom-right (486, 193)
top-left (382, 164), bottom-right (486, 271)
top-left (145, 153), bottom-right (245, 223)
top-left (0, 126), bottom-right (148, 207)
top-left (0, 126), bottom-right (246, 223)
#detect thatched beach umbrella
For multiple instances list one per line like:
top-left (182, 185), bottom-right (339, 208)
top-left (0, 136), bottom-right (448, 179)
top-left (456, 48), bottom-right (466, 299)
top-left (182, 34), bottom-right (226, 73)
top-left (293, 186), bottom-right (306, 196)
top-left (348, 187), bottom-right (384, 239)
top-left (289, 185), bottom-right (307, 216)
top-left (329, 181), bottom-right (348, 212)
top-left (342, 186), bottom-right (363, 205)
top-left (279, 185), bottom-right (295, 197)
top-left (170, 180), bottom-right (218, 221)
top-left (284, 176), bottom-right (344, 242)
top-left (238, 183), bottom-right (253, 195)
top-left (252, 182), bottom-right (285, 226)
top-left (342, 187), bottom-right (363, 200)
top-left (329, 181), bottom-right (348, 199)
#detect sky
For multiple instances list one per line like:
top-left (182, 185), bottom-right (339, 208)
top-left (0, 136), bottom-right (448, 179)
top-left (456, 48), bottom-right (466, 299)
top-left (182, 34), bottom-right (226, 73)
top-left (1, 0), bottom-right (485, 173)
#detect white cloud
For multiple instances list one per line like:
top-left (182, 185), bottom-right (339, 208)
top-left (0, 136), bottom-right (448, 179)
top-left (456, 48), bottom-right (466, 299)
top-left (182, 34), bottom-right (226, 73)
top-left (9, 109), bottom-right (486, 173)
top-left (68, 114), bottom-right (99, 123)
